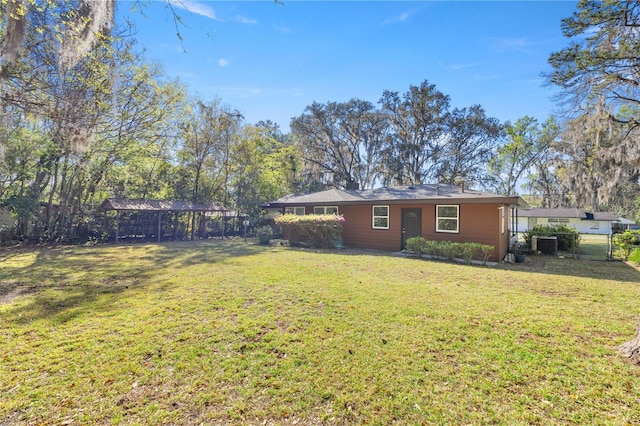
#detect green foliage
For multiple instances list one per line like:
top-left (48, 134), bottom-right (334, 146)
top-left (231, 125), bottom-right (300, 217)
top-left (404, 236), bottom-right (429, 254)
top-left (628, 248), bottom-right (640, 265)
top-left (523, 224), bottom-right (580, 252)
top-left (405, 236), bottom-right (494, 264)
top-left (548, 1), bottom-right (640, 124)
top-left (613, 230), bottom-right (640, 260)
top-left (487, 116), bottom-right (558, 196)
top-left (3, 240), bottom-right (640, 424)
top-left (291, 99), bottom-right (385, 190)
top-left (274, 214), bottom-right (345, 249)
top-left (379, 81), bottom-right (451, 185)
top-left (547, 1), bottom-right (640, 208)
top-left (256, 225), bottom-right (273, 245)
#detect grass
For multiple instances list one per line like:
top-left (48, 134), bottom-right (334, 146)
top-left (578, 234), bottom-right (612, 261)
top-left (2, 239), bottom-right (640, 424)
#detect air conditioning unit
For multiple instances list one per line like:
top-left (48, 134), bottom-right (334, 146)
top-left (537, 236), bottom-right (558, 255)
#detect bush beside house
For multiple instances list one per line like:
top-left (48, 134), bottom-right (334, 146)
top-left (523, 224), bottom-right (580, 252)
top-left (274, 214), bottom-right (345, 249)
top-left (405, 237), bottom-right (494, 264)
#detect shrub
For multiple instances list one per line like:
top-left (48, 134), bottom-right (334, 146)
top-left (256, 225), bottom-right (273, 245)
top-left (479, 244), bottom-right (495, 262)
top-left (461, 242), bottom-right (482, 264)
top-left (523, 224), bottom-right (580, 252)
top-left (614, 230), bottom-right (640, 260)
top-left (405, 236), bottom-right (428, 254)
top-left (274, 214), bottom-right (345, 249)
top-left (629, 248), bottom-right (640, 265)
top-left (439, 241), bottom-right (460, 260)
top-left (404, 236), bottom-right (494, 264)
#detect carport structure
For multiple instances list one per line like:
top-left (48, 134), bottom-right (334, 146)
top-left (101, 199), bottom-right (228, 243)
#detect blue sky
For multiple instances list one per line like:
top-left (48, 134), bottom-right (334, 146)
top-left (119, 1), bottom-right (578, 132)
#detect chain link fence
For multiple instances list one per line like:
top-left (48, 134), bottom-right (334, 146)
top-left (578, 234), bottom-right (613, 261)
top-left (517, 233), bottom-right (613, 261)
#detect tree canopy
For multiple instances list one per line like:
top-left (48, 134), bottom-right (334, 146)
top-left (2, 0), bottom-right (640, 243)
top-left (547, 0), bottom-right (640, 213)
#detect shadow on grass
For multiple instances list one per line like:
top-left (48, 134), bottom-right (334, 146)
top-left (305, 244), bottom-right (640, 283)
top-left (0, 238), bottom-right (270, 323)
top-left (497, 252), bottom-right (640, 283)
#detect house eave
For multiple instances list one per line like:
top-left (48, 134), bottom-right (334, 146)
top-left (265, 196), bottom-right (528, 209)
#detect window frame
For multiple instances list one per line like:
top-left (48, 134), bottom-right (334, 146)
top-left (548, 218), bottom-right (570, 223)
top-left (372, 205), bottom-right (390, 230)
top-left (436, 204), bottom-right (459, 233)
top-left (313, 206), bottom-right (339, 215)
top-left (284, 206), bottom-right (306, 216)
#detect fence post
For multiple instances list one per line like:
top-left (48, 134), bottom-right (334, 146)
top-left (608, 232), bottom-right (613, 261)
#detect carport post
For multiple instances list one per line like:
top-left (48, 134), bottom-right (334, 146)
top-left (115, 212), bottom-right (120, 243)
top-left (158, 212), bottom-right (161, 243)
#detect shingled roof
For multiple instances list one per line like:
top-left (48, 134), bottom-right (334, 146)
top-left (101, 198), bottom-right (227, 212)
top-left (266, 184), bottom-right (528, 208)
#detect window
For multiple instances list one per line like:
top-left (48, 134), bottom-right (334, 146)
top-left (372, 206), bottom-right (389, 229)
top-left (500, 207), bottom-right (505, 235)
top-left (313, 206), bottom-right (339, 215)
top-left (590, 222), bottom-right (600, 230)
top-left (285, 206), bottom-right (305, 216)
top-left (548, 218), bottom-right (569, 223)
top-left (436, 205), bottom-right (459, 233)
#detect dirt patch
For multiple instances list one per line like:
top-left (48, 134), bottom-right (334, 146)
top-left (0, 283), bottom-right (37, 304)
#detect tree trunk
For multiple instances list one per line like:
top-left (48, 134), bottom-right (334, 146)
top-left (619, 320), bottom-right (640, 364)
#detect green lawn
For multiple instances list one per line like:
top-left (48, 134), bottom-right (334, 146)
top-left (2, 240), bottom-right (640, 425)
top-left (578, 234), bottom-right (612, 261)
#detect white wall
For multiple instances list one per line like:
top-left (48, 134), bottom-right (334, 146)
top-left (516, 217), bottom-right (612, 235)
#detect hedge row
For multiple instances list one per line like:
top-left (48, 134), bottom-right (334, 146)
top-left (405, 237), bottom-right (494, 264)
top-left (274, 214), bottom-right (345, 249)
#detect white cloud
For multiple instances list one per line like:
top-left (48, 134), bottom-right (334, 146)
top-left (218, 59), bottom-right (230, 67)
top-left (490, 37), bottom-right (540, 54)
top-left (274, 25), bottom-right (291, 34)
top-left (473, 73), bottom-right (505, 81)
top-left (382, 11), bottom-right (411, 25)
top-left (168, 0), bottom-right (220, 21)
top-left (440, 60), bottom-right (484, 71)
top-left (235, 15), bottom-right (257, 25)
